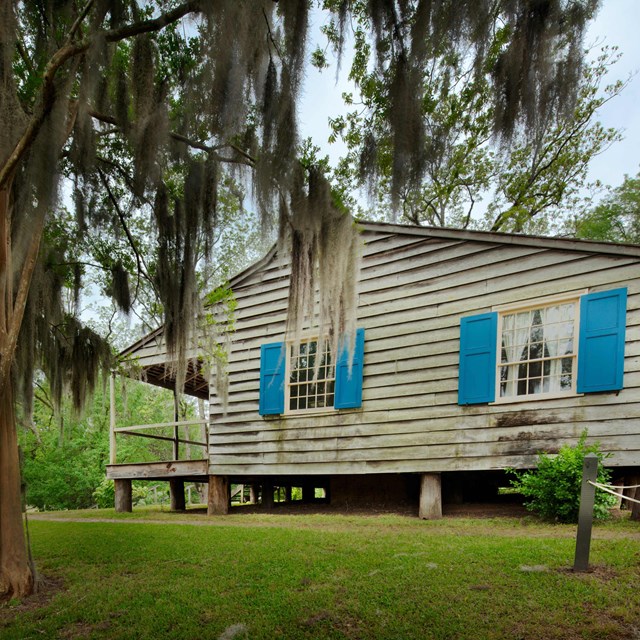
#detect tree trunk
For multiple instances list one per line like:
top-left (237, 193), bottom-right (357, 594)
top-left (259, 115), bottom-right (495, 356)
top-left (0, 382), bottom-right (34, 597)
top-left (0, 184), bottom-right (34, 597)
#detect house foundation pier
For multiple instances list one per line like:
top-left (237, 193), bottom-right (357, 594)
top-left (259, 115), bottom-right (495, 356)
top-left (114, 479), bottom-right (132, 513)
top-left (207, 475), bottom-right (230, 515)
top-left (419, 473), bottom-right (442, 519)
top-left (169, 479), bottom-right (186, 511)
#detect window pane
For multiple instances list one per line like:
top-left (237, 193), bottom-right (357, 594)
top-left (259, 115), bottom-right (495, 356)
top-left (529, 360), bottom-right (542, 379)
top-left (528, 378), bottom-right (541, 394)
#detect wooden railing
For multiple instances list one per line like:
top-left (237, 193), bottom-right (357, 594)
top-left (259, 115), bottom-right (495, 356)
top-left (109, 372), bottom-right (208, 465)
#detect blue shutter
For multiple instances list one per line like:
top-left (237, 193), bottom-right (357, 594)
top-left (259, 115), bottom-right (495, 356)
top-left (334, 328), bottom-right (365, 409)
top-left (458, 312), bottom-right (498, 405)
top-left (577, 288), bottom-right (627, 393)
top-left (259, 342), bottom-right (285, 415)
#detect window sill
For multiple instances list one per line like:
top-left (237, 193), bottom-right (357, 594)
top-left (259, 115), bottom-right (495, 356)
top-left (490, 391), bottom-right (582, 405)
top-left (263, 407), bottom-right (361, 419)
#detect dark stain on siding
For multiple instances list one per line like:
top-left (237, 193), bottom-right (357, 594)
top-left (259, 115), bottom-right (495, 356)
top-left (495, 411), bottom-right (563, 429)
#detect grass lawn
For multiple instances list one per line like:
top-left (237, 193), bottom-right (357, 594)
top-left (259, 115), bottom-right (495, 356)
top-left (1, 509), bottom-right (639, 639)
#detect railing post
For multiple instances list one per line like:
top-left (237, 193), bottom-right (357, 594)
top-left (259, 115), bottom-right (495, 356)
top-left (109, 371), bottom-right (117, 465)
top-left (574, 452), bottom-right (599, 572)
top-left (173, 387), bottom-right (180, 461)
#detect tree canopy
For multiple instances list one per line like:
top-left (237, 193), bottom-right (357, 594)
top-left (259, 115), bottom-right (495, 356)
top-left (0, 0), bottom-right (601, 597)
top-left (570, 170), bottom-right (640, 243)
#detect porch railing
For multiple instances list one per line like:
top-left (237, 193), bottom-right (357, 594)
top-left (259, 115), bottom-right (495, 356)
top-left (109, 372), bottom-right (208, 465)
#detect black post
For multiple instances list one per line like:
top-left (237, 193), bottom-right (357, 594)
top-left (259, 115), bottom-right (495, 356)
top-left (573, 453), bottom-right (598, 572)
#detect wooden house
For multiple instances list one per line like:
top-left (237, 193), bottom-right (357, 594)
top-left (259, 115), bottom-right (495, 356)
top-left (108, 222), bottom-right (640, 517)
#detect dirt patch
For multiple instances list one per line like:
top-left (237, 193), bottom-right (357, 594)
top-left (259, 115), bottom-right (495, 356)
top-left (0, 575), bottom-right (64, 626)
top-left (556, 564), bottom-right (621, 582)
top-left (59, 620), bottom-right (112, 639)
top-left (443, 502), bottom-right (529, 518)
top-left (300, 609), bottom-right (363, 639)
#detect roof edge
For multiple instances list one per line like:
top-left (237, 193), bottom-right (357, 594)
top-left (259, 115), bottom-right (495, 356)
top-left (357, 221), bottom-right (640, 257)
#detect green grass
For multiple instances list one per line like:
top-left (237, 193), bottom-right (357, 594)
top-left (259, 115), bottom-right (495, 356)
top-left (2, 510), bottom-right (639, 639)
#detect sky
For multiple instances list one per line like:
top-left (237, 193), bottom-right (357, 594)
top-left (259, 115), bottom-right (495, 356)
top-left (583, 0), bottom-right (640, 187)
top-left (298, 1), bottom-right (640, 196)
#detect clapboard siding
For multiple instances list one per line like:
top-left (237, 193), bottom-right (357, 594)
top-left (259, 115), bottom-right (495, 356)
top-left (201, 228), bottom-right (640, 475)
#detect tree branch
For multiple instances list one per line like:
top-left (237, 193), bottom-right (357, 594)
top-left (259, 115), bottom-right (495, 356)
top-left (0, 1), bottom-right (202, 190)
top-left (96, 168), bottom-right (158, 300)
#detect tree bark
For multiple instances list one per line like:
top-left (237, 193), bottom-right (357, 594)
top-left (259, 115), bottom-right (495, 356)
top-left (0, 182), bottom-right (33, 597)
top-left (0, 382), bottom-right (34, 597)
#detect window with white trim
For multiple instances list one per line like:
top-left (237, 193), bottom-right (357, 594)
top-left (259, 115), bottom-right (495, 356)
top-left (286, 339), bottom-right (335, 412)
top-left (498, 298), bottom-right (579, 400)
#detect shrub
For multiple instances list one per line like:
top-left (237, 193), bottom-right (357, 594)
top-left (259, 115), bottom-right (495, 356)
top-left (93, 478), bottom-right (149, 508)
top-left (509, 432), bottom-right (617, 523)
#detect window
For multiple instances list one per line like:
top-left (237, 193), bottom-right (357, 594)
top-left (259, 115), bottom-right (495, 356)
top-left (458, 288), bottom-right (627, 406)
top-left (286, 339), bottom-right (335, 412)
top-left (259, 328), bottom-right (365, 416)
top-left (498, 298), bottom-right (578, 400)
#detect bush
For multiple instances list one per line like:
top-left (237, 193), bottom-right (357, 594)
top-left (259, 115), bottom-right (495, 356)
top-left (93, 478), bottom-right (149, 508)
top-left (93, 478), bottom-right (115, 508)
top-left (509, 432), bottom-right (617, 523)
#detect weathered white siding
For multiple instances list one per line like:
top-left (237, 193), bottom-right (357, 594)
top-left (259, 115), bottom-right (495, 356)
top-left (208, 226), bottom-right (640, 476)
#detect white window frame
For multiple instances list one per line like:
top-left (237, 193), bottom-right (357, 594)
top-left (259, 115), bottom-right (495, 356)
top-left (492, 291), bottom-right (586, 404)
top-left (284, 337), bottom-right (336, 415)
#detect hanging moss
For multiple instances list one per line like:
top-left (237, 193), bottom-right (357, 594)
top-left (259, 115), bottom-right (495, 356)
top-left (1, 0), bottom-right (600, 428)
top-left (286, 165), bottom-right (361, 376)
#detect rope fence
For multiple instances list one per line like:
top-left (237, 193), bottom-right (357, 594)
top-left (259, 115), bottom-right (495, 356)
top-left (588, 480), bottom-right (640, 505)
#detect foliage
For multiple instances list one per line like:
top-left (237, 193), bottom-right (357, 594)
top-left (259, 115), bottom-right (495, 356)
top-left (509, 432), bottom-right (617, 522)
top-left (92, 479), bottom-right (150, 509)
top-left (20, 378), bottom-right (180, 511)
top-left (3, 515), bottom-right (639, 639)
top-left (570, 170), bottom-right (640, 243)
top-left (327, 33), bottom-right (624, 232)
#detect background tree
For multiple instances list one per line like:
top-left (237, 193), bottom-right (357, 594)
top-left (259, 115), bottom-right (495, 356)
top-left (326, 16), bottom-right (622, 232)
top-left (566, 170), bottom-right (640, 243)
top-left (1, 0), bottom-right (600, 597)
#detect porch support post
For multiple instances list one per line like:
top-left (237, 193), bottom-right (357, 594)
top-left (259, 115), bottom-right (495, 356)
top-left (249, 485), bottom-right (257, 504)
top-left (285, 486), bottom-right (292, 502)
top-left (207, 475), bottom-right (229, 515)
top-left (419, 473), bottom-right (442, 520)
top-left (109, 371), bottom-right (117, 465)
top-left (172, 388), bottom-right (180, 461)
top-left (626, 474), bottom-right (640, 522)
top-left (169, 479), bottom-right (186, 511)
top-left (302, 481), bottom-right (314, 503)
top-left (262, 480), bottom-right (274, 508)
top-left (114, 479), bottom-right (132, 513)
